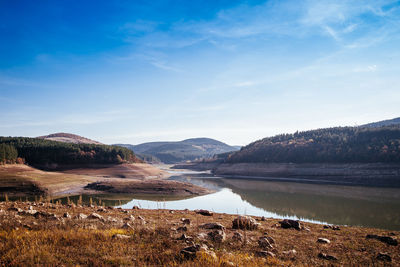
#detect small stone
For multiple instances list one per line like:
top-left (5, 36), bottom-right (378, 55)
top-left (75, 213), bottom-right (88, 220)
top-left (121, 222), bottom-right (133, 229)
top-left (112, 234), bottom-right (131, 239)
top-left (255, 251), bottom-right (275, 258)
top-left (318, 252), bottom-right (337, 261)
top-left (317, 238), bottom-right (331, 244)
top-left (208, 230), bottom-right (226, 242)
top-left (258, 236), bottom-right (274, 249)
top-left (88, 213), bottom-right (104, 221)
top-left (63, 212), bottom-right (71, 218)
top-left (200, 223), bottom-right (225, 231)
top-left (177, 226), bottom-right (187, 232)
top-left (377, 252), bottom-right (391, 262)
top-left (181, 218), bottom-right (191, 225)
top-left (132, 206), bottom-right (140, 210)
top-left (195, 209), bottom-right (213, 216)
top-left (232, 232), bottom-right (243, 242)
top-left (180, 245), bottom-right (200, 260)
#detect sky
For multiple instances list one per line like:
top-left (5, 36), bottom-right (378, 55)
top-left (0, 0), bottom-right (400, 146)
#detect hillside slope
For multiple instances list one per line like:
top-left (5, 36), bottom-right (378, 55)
top-left (362, 117), bottom-right (400, 128)
top-left (117, 138), bottom-right (239, 164)
top-left (227, 125), bottom-right (400, 164)
top-left (37, 132), bottom-right (102, 145)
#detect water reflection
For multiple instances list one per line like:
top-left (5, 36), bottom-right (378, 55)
top-left (52, 174), bottom-right (400, 230)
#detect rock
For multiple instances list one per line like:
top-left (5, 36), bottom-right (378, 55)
top-left (376, 252), bottom-right (391, 262)
top-left (97, 208), bottom-right (107, 212)
top-left (232, 216), bottom-right (259, 230)
top-left (180, 244), bottom-right (200, 260)
top-left (137, 216), bottom-right (146, 225)
top-left (124, 215), bottom-right (135, 222)
top-left (132, 206), bottom-right (140, 210)
top-left (317, 238), bottom-right (331, 244)
top-left (366, 234), bottom-right (398, 246)
top-left (121, 223), bottom-right (133, 229)
top-left (8, 207), bottom-right (23, 212)
top-left (21, 209), bottom-right (38, 215)
top-left (279, 219), bottom-right (302, 230)
top-left (112, 234), bottom-right (131, 240)
top-left (197, 233), bottom-right (208, 240)
top-left (181, 218), bottom-right (191, 225)
top-left (255, 251), bottom-right (275, 258)
top-left (232, 232), bottom-right (243, 242)
top-left (318, 252), bottom-right (337, 261)
top-left (200, 223), bottom-right (225, 231)
top-left (177, 226), bottom-right (187, 232)
top-left (63, 212), bottom-right (71, 218)
top-left (107, 216), bottom-right (118, 223)
top-left (261, 216), bottom-right (266, 221)
top-left (88, 213), bottom-right (104, 221)
top-left (282, 249), bottom-right (297, 257)
top-left (195, 209), bottom-right (213, 216)
top-left (323, 225), bottom-right (340, 230)
top-left (208, 230), bottom-right (226, 242)
top-left (75, 213), bottom-right (88, 220)
top-left (258, 236), bottom-right (274, 249)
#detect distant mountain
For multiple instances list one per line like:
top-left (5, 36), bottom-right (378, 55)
top-left (361, 117), bottom-right (400, 128)
top-left (226, 125), bottom-right (400, 164)
top-left (116, 138), bottom-right (239, 164)
top-left (37, 133), bottom-right (102, 145)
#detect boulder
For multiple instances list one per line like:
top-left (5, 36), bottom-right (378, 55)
top-left (232, 216), bottom-right (259, 230)
top-left (132, 205), bottom-right (140, 210)
top-left (279, 219), bottom-right (302, 230)
top-left (366, 234), bottom-right (398, 246)
top-left (200, 223), bottom-right (225, 231)
top-left (195, 209), bottom-right (213, 216)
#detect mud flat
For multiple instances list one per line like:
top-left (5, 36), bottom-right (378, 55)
top-left (0, 164), bottom-right (208, 198)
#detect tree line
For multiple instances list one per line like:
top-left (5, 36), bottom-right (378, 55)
top-left (0, 137), bottom-right (140, 165)
top-left (226, 125), bottom-right (400, 164)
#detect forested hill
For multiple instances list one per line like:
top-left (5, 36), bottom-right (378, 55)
top-left (226, 125), bottom-right (400, 164)
top-left (0, 137), bottom-right (141, 166)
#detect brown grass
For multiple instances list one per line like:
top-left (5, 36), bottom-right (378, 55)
top-left (0, 201), bottom-right (399, 266)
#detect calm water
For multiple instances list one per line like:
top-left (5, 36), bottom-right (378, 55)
top-left (54, 170), bottom-right (400, 230)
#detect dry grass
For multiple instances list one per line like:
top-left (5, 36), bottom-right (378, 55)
top-left (0, 201), bottom-right (399, 266)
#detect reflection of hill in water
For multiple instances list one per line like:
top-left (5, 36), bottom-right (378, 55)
top-left (206, 178), bottom-right (400, 230)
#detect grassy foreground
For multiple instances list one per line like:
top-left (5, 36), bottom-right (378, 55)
top-left (0, 201), bottom-right (399, 266)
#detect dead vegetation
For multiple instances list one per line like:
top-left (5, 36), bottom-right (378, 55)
top-left (0, 201), bottom-right (399, 266)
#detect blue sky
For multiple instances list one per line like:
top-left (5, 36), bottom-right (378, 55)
top-left (1, 0), bottom-right (399, 145)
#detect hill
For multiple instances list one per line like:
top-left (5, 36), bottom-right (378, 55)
top-left (226, 125), bottom-right (400, 164)
top-left (116, 138), bottom-right (239, 164)
top-left (0, 137), bottom-right (141, 168)
top-left (361, 117), bottom-right (400, 128)
top-left (37, 132), bottom-right (102, 145)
